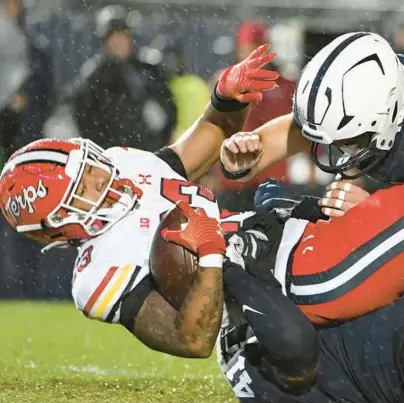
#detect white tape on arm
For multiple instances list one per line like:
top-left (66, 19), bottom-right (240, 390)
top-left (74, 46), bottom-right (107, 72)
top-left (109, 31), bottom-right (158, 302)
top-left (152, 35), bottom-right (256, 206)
top-left (199, 254), bottom-right (223, 268)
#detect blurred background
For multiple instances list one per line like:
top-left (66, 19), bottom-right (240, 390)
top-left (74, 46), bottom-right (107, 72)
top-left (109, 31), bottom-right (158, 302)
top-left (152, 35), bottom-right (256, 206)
top-left (1, 0), bottom-right (404, 300)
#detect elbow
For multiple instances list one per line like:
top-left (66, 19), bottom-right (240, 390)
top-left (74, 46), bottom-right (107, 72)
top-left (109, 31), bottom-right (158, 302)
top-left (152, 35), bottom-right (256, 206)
top-left (192, 347), bottom-right (214, 359)
top-left (183, 339), bottom-right (216, 359)
top-left (282, 320), bottom-right (319, 367)
top-left (260, 323), bottom-right (319, 395)
top-left (274, 322), bottom-right (319, 394)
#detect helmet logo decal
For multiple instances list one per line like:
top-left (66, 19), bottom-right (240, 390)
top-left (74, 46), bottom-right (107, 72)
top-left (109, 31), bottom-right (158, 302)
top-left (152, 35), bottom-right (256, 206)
top-left (307, 32), bottom-right (369, 126)
top-left (5, 179), bottom-right (47, 222)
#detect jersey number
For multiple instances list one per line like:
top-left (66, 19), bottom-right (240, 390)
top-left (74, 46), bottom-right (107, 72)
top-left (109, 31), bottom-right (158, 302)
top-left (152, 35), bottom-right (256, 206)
top-left (160, 178), bottom-right (216, 205)
top-left (75, 245), bottom-right (93, 273)
top-left (226, 356), bottom-right (255, 398)
top-left (161, 178), bottom-right (242, 233)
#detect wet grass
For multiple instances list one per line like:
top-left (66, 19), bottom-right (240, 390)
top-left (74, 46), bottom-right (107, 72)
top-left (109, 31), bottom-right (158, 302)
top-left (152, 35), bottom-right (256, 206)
top-left (0, 301), bottom-right (235, 403)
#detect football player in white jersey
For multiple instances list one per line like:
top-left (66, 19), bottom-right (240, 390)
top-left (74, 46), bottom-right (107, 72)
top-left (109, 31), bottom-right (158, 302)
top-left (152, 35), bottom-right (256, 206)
top-left (0, 44), bottom-right (277, 354)
top-left (0, 44), bottom-right (322, 396)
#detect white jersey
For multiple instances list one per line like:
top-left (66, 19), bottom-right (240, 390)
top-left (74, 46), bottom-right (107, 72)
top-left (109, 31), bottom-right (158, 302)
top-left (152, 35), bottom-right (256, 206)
top-left (71, 147), bottom-right (221, 323)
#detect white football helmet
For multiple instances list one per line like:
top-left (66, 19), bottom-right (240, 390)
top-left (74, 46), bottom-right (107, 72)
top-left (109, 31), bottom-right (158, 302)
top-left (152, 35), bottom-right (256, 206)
top-left (294, 32), bottom-right (404, 179)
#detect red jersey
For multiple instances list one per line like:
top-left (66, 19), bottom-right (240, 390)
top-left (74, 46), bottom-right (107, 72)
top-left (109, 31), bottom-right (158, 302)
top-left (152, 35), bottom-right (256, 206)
top-left (277, 185), bottom-right (404, 325)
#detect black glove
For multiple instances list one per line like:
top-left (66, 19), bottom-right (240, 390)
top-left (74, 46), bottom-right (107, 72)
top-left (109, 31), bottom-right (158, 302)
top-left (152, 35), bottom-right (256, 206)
top-left (254, 178), bottom-right (303, 221)
top-left (255, 178), bottom-right (328, 223)
top-left (225, 229), bottom-right (270, 270)
top-left (224, 210), bottom-right (284, 283)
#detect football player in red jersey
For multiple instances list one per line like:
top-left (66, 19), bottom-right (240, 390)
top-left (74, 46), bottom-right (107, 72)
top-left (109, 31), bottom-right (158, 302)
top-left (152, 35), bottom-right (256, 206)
top-left (221, 32), bottom-right (404, 325)
top-left (217, 32), bottom-right (404, 403)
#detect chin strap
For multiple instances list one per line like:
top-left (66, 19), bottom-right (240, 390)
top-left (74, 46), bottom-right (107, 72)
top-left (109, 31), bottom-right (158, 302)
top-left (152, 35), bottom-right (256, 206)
top-left (40, 240), bottom-right (71, 253)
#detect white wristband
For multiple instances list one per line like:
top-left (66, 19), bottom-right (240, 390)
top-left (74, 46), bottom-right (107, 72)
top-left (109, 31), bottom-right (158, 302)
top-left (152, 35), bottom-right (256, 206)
top-left (199, 254), bottom-right (224, 268)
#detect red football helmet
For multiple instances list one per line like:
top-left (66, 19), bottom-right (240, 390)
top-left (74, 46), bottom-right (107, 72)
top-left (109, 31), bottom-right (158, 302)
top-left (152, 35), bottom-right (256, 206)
top-left (0, 138), bottom-right (142, 250)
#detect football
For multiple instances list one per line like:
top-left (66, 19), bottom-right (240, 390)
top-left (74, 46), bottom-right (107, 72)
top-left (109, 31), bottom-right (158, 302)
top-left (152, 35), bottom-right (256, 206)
top-left (150, 206), bottom-right (199, 310)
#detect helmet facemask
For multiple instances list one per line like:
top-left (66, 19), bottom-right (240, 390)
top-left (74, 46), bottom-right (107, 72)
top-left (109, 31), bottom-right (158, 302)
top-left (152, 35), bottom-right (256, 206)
top-left (45, 139), bottom-right (141, 241)
top-left (310, 132), bottom-right (389, 180)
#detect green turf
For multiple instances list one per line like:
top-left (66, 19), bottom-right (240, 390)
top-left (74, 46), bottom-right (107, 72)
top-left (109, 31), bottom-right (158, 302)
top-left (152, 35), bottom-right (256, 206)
top-left (0, 301), bottom-right (236, 403)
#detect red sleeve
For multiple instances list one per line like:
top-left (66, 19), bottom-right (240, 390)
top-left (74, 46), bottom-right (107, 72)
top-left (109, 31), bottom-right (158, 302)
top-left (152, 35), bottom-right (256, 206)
top-left (293, 185), bottom-right (404, 275)
top-left (292, 185), bottom-right (404, 324)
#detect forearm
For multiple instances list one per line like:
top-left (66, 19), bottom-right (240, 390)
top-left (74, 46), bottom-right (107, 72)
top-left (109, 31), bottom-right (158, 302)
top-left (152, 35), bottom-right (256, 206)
top-left (131, 269), bottom-right (222, 359)
top-left (221, 114), bottom-right (310, 183)
top-left (170, 103), bottom-right (250, 182)
top-left (201, 102), bottom-right (250, 139)
top-left (224, 263), bottom-right (318, 392)
top-left (245, 114), bottom-right (299, 184)
top-left (175, 266), bottom-right (223, 357)
top-left (133, 200), bottom-right (225, 358)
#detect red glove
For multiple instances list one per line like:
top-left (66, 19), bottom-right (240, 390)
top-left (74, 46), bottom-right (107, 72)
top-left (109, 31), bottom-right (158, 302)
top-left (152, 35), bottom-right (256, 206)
top-left (217, 44), bottom-right (279, 103)
top-left (161, 201), bottom-right (226, 268)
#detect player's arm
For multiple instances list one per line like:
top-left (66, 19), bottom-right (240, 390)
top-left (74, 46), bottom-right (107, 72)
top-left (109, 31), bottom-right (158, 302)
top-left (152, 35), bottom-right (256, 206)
top-left (132, 267), bottom-right (222, 358)
top-left (122, 201), bottom-right (226, 358)
top-left (224, 227), bottom-right (318, 394)
top-left (219, 113), bottom-right (311, 182)
top-left (169, 45), bottom-right (279, 182)
top-left (254, 178), bottom-right (371, 222)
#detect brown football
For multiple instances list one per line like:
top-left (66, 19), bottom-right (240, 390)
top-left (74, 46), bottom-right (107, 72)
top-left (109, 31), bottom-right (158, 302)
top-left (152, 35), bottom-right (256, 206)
top-left (150, 206), bottom-right (199, 310)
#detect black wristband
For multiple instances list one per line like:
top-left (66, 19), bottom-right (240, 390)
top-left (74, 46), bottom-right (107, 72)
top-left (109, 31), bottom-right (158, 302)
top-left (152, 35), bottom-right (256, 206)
top-left (211, 83), bottom-right (249, 112)
top-left (220, 159), bottom-right (251, 180)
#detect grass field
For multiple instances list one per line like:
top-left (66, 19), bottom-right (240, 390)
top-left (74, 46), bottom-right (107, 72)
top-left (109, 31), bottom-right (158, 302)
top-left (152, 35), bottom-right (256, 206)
top-left (0, 301), bottom-right (236, 403)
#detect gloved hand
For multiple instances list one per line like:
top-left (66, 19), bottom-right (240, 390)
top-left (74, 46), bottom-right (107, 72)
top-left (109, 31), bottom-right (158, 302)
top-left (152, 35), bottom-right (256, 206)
top-left (223, 208), bottom-right (285, 282)
top-left (161, 201), bottom-right (226, 268)
top-left (255, 178), bottom-right (330, 223)
top-left (225, 230), bottom-right (269, 270)
top-left (217, 44), bottom-right (279, 103)
top-left (254, 178), bottom-right (303, 220)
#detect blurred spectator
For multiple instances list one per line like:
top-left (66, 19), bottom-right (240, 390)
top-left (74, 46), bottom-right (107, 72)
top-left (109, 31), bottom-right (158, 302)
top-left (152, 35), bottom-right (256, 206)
top-left (391, 23), bottom-right (404, 54)
top-left (0, 4), bottom-right (28, 164)
top-left (73, 16), bottom-right (176, 151)
top-left (18, 43), bottom-right (54, 149)
top-left (165, 43), bottom-right (210, 141)
top-left (0, 0), bottom-right (54, 299)
top-left (234, 20), bottom-right (297, 183)
top-left (0, 92), bottom-right (26, 161)
top-left (0, 0), bottom-right (53, 158)
top-left (0, 0), bottom-right (53, 165)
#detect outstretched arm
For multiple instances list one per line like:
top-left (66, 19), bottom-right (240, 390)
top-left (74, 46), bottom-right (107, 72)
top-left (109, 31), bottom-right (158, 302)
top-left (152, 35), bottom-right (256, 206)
top-left (170, 44), bottom-right (279, 182)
